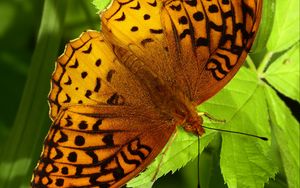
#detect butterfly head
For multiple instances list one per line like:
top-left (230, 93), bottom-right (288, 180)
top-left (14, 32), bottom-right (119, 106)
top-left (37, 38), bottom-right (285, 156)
top-left (182, 114), bottom-right (205, 136)
top-left (172, 99), bottom-right (205, 136)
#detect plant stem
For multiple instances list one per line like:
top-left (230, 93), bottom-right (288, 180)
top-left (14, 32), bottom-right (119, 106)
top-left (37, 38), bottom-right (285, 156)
top-left (257, 51), bottom-right (273, 78)
top-left (246, 55), bottom-right (257, 72)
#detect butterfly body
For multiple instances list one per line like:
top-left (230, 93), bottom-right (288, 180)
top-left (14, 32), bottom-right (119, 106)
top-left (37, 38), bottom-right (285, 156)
top-left (32, 0), bottom-right (262, 187)
top-left (110, 45), bottom-right (204, 136)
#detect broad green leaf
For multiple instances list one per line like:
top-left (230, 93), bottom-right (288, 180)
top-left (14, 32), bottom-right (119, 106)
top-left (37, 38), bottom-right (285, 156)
top-left (128, 68), bottom-right (278, 188)
top-left (92, 0), bottom-right (112, 12)
top-left (264, 86), bottom-right (300, 188)
top-left (267, 0), bottom-right (300, 52)
top-left (220, 83), bottom-right (277, 188)
top-left (202, 68), bottom-right (277, 188)
top-left (264, 42), bottom-right (300, 102)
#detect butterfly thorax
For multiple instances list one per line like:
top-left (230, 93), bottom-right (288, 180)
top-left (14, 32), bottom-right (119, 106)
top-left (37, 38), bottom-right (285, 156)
top-left (140, 70), bottom-right (204, 136)
top-left (167, 90), bottom-right (205, 137)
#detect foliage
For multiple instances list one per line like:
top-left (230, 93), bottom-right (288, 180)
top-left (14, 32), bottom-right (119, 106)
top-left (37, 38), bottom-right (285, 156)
top-left (0, 0), bottom-right (299, 188)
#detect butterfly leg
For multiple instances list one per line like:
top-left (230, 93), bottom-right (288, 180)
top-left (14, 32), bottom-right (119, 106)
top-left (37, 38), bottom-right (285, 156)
top-left (197, 112), bottom-right (226, 123)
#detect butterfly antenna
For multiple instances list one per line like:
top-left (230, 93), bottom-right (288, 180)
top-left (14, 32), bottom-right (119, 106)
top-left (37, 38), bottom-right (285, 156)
top-left (202, 126), bottom-right (268, 141)
top-left (197, 135), bottom-right (201, 188)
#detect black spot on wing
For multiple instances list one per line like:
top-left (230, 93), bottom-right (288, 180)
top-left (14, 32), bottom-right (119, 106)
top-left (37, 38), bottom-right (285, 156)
top-left (82, 43), bottom-right (92, 54)
top-left (95, 59), bottom-right (102, 67)
top-left (67, 152), bottom-right (77, 162)
top-left (57, 131), bottom-right (68, 143)
top-left (55, 178), bottom-right (64, 186)
top-left (170, 4), bottom-right (181, 11)
top-left (107, 93), bottom-right (125, 105)
top-left (65, 115), bottom-right (73, 127)
top-left (64, 76), bottom-right (72, 85)
top-left (208, 4), bottom-right (219, 13)
top-left (94, 77), bottom-right (101, 92)
top-left (92, 119), bottom-right (103, 131)
top-left (53, 148), bottom-right (63, 160)
top-left (148, 0), bottom-right (157, 7)
top-left (63, 94), bottom-right (71, 103)
top-left (179, 29), bottom-right (191, 39)
top-left (141, 38), bottom-right (154, 46)
top-left (85, 90), bottom-right (92, 99)
top-left (102, 134), bottom-right (114, 147)
top-left (150, 29), bottom-right (163, 34)
top-left (78, 120), bottom-right (88, 130)
top-left (185, 0), bottom-right (197, 6)
top-left (130, 1), bottom-right (140, 10)
top-left (106, 70), bottom-right (116, 82)
top-left (86, 150), bottom-right (99, 164)
top-left (69, 59), bottom-right (79, 68)
top-left (196, 37), bottom-right (209, 46)
top-left (81, 71), bottom-right (88, 79)
top-left (115, 12), bottom-right (126, 21)
top-left (74, 135), bottom-right (85, 146)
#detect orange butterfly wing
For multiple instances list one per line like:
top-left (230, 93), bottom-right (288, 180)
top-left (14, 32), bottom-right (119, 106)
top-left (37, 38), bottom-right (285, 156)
top-left (32, 31), bottom-right (175, 187)
top-left (48, 31), bottom-right (155, 120)
top-left (32, 105), bottom-right (174, 188)
top-left (102, 0), bottom-right (262, 104)
top-left (162, 0), bottom-right (262, 103)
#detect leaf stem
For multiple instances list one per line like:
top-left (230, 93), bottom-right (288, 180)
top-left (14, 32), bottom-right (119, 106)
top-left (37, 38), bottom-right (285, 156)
top-left (245, 55), bottom-right (257, 72)
top-left (257, 51), bottom-right (273, 78)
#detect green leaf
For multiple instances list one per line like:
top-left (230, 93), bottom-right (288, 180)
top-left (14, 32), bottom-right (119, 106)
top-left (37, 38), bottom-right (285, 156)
top-left (264, 42), bottom-right (300, 102)
top-left (92, 0), bottom-right (112, 12)
top-left (264, 86), bottom-right (300, 188)
top-left (201, 68), bottom-right (277, 188)
top-left (128, 68), bottom-right (279, 188)
top-left (267, 0), bottom-right (300, 52)
top-left (219, 84), bottom-right (277, 188)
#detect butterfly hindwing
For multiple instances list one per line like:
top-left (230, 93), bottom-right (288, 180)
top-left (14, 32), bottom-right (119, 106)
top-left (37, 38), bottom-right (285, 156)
top-left (32, 105), bottom-right (175, 187)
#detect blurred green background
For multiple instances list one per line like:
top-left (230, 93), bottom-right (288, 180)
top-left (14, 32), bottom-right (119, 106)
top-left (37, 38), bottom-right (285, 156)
top-left (0, 0), bottom-right (298, 188)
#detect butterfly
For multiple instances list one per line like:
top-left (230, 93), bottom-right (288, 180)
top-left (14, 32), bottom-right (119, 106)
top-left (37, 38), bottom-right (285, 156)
top-left (31, 0), bottom-right (262, 187)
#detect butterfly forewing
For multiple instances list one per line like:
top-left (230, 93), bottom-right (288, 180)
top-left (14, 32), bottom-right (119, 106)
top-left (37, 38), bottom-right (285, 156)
top-left (101, 0), bottom-right (186, 95)
top-left (49, 31), bottom-right (154, 120)
top-left (102, 0), bottom-right (262, 103)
